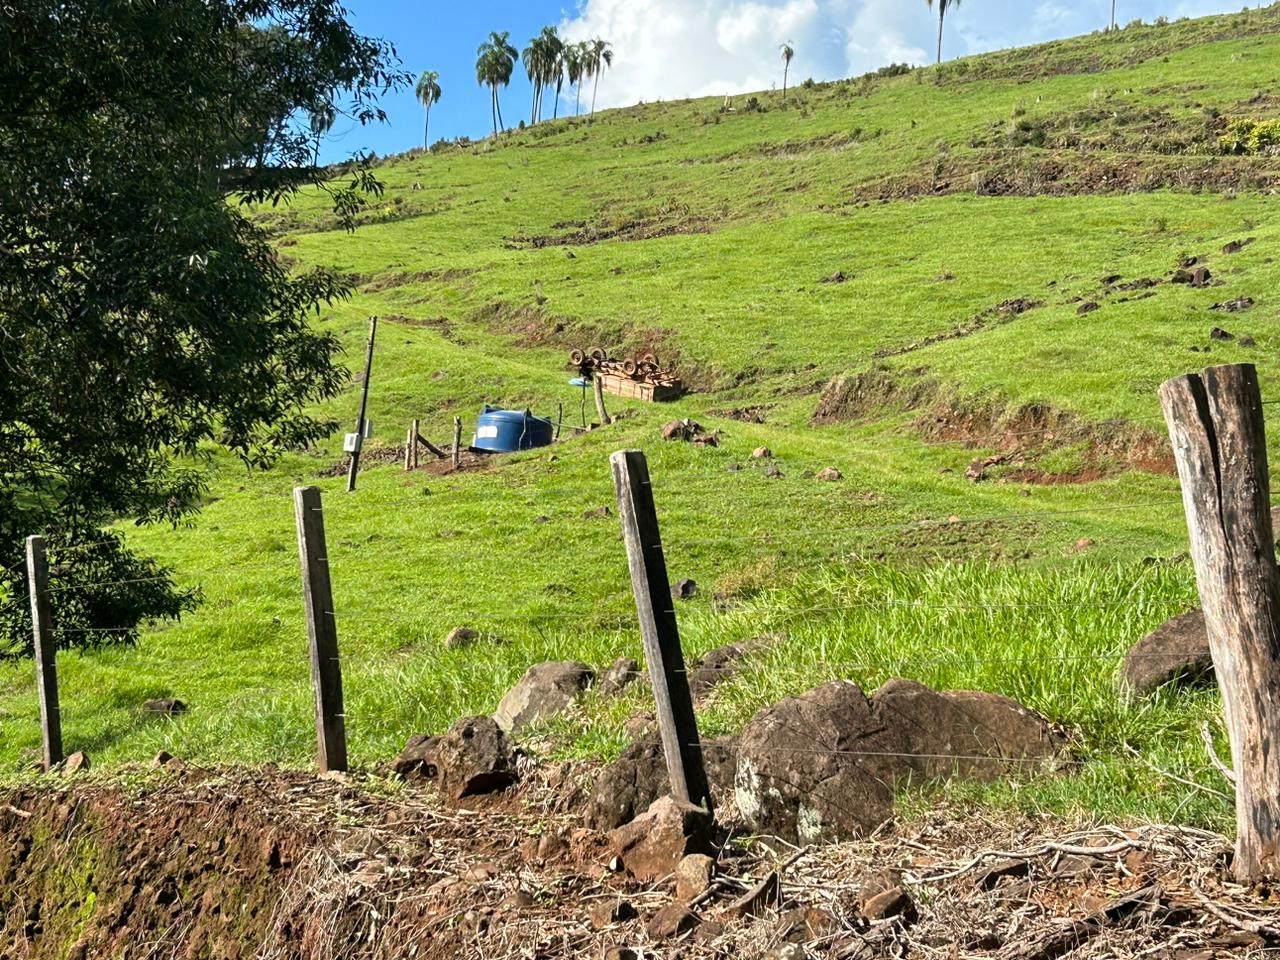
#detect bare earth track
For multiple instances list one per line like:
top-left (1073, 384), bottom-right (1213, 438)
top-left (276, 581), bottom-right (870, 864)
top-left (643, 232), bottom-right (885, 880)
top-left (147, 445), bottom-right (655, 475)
top-left (0, 765), bottom-right (1271, 960)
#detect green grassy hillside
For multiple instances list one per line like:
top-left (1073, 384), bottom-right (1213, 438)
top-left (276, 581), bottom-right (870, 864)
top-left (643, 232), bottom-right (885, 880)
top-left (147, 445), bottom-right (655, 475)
top-left (4, 8), bottom-right (1279, 826)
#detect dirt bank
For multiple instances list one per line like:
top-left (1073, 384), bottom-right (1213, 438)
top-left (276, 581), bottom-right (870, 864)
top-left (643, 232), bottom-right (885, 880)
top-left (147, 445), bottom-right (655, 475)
top-left (0, 763), bottom-right (1270, 960)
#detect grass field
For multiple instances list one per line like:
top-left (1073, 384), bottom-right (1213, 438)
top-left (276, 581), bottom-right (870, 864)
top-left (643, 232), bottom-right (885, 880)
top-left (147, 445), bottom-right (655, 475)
top-left (3, 7), bottom-right (1278, 829)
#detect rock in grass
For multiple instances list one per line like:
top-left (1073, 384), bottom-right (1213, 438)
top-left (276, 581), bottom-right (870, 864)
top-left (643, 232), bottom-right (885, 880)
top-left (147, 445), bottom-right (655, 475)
top-left (144, 698), bottom-right (187, 716)
top-left (444, 626), bottom-right (479, 649)
top-left (435, 716), bottom-right (517, 800)
top-left (816, 467), bottom-right (843, 481)
top-left (493, 661), bottom-right (594, 733)
top-left (1119, 609), bottom-right (1213, 696)
top-left (392, 733), bottom-right (441, 780)
top-left (734, 679), bottom-right (1061, 843)
top-left (62, 751), bottom-right (91, 776)
top-left (599, 657), bottom-right (640, 697)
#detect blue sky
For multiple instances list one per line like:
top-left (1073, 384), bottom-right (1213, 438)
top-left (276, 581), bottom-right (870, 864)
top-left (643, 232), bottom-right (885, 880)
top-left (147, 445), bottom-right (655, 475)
top-left (320, 0), bottom-right (1253, 164)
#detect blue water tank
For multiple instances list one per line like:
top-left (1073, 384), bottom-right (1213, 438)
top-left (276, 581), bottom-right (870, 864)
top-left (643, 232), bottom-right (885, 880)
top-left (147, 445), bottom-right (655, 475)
top-left (473, 406), bottom-right (554, 453)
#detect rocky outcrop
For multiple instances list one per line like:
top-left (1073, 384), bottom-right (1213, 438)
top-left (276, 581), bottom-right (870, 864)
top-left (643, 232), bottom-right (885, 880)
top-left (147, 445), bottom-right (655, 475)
top-left (587, 735), bottom-right (737, 830)
top-left (434, 716), bottom-right (518, 800)
top-left (1120, 609), bottom-right (1213, 696)
top-left (733, 679), bottom-right (1062, 844)
top-left (494, 661), bottom-right (595, 733)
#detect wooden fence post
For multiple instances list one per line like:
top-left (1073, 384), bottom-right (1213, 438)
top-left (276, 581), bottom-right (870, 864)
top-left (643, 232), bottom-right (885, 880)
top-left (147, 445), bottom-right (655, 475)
top-left (404, 424), bottom-right (414, 471)
top-left (293, 486), bottom-right (348, 772)
top-left (1160, 362), bottom-right (1280, 882)
top-left (593, 374), bottom-right (612, 426)
top-left (610, 449), bottom-right (711, 811)
top-left (411, 418), bottom-right (420, 470)
top-left (25, 536), bottom-right (63, 769)
top-left (452, 417), bottom-right (462, 470)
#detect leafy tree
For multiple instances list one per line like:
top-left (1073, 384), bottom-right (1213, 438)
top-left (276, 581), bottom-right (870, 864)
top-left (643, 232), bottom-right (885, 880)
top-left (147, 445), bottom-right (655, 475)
top-left (586, 38), bottom-right (614, 119)
top-left (415, 69), bottom-right (442, 147)
top-left (926, 0), bottom-right (962, 64)
top-left (477, 30), bottom-right (517, 135)
top-left (780, 41), bottom-right (795, 101)
top-left (0, 0), bottom-right (407, 656)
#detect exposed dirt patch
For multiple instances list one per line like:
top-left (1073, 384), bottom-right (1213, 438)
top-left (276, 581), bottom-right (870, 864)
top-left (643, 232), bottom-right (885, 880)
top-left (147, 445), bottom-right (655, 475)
top-left (361, 267), bottom-right (478, 293)
top-left (714, 406), bottom-right (769, 424)
top-left (855, 149), bottom-right (1280, 202)
top-left (507, 212), bottom-right (718, 249)
top-left (875, 298), bottom-right (1043, 359)
top-left (0, 765), bottom-right (1260, 959)
top-left (813, 368), bottom-right (1173, 482)
top-left (381, 313), bottom-right (458, 338)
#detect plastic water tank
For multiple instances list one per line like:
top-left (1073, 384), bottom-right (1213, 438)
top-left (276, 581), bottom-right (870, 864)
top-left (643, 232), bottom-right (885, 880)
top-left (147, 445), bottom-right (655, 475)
top-left (472, 406), bottom-right (554, 453)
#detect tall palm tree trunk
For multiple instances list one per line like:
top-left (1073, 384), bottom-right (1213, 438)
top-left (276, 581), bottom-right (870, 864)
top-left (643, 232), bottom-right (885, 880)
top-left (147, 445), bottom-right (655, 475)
top-left (783, 64), bottom-right (789, 100)
top-left (936, 9), bottom-right (945, 64)
top-left (591, 70), bottom-right (600, 118)
top-left (1110, 0), bottom-right (1116, 30)
top-left (496, 90), bottom-right (505, 131)
top-left (424, 106), bottom-right (430, 148)
top-left (574, 83), bottom-right (581, 116)
top-left (490, 86), bottom-right (498, 136)
top-left (554, 79), bottom-right (562, 118)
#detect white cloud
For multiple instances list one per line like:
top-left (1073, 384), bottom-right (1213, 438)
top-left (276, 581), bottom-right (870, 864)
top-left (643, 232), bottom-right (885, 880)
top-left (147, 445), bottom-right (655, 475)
top-left (559, 0), bottom-right (1247, 110)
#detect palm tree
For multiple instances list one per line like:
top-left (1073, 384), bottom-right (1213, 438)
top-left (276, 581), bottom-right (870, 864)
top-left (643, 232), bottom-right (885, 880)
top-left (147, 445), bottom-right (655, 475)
top-left (566, 41), bottom-right (588, 116)
top-left (522, 35), bottom-right (543, 124)
top-left (926, 0), bottom-right (961, 65)
top-left (780, 41), bottom-right (795, 101)
top-left (414, 69), bottom-right (441, 148)
top-left (1110, 0), bottom-right (1117, 30)
top-left (476, 31), bottom-right (517, 136)
top-left (540, 26), bottom-right (565, 120)
top-left (586, 37), bottom-right (613, 119)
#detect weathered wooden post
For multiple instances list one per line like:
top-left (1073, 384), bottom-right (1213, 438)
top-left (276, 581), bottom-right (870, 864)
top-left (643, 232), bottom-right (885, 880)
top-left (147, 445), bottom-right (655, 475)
top-left (404, 423), bottom-right (414, 471)
top-left (593, 374), bottom-right (612, 427)
top-left (1160, 362), bottom-right (1280, 881)
top-left (293, 486), bottom-right (348, 772)
top-left (611, 449), bottom-right (711, 810)
top-left (411, 418), bottom-right (420, 469)
top-left (452, 417), bottom-right (462, 470)
top-left (25, 536), bottom-right (63, 769)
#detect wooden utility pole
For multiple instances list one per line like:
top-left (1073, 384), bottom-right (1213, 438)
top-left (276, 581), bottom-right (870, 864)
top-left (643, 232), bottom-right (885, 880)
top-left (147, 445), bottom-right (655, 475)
top-left (593, 375), bottom-right (612, 426)
top-left (25, 536), bottom-right (63, 769)
top-left (293, 486), bottom-right (348, 772)
top-left (1160, 363), bottom-right (1280, 881)
top-left (611, 449), bottom-right (711, 811)
top-left (452, 417), bottom-right (463, 470)
top-left (346, 316), bottom-right (378, 493)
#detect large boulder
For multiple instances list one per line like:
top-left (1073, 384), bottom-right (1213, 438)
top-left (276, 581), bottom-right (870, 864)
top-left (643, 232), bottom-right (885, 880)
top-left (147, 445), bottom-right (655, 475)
top-left (874, 679), bottom-right (1063, 780)
top-left (608, 795), bottom-right (714, 883)
top-left (734, 681), bottom-right (900, 844)
top-left (734, 679), bottom-right (1062, 844)
top-left (1120, 609), bottom-right (1213, 697)
top-left (434, 716), bottom-right (517, 800)
top-left (587, 735), bottom-right (737, 830)
top-left (494, 660), bottom-right (595, 733)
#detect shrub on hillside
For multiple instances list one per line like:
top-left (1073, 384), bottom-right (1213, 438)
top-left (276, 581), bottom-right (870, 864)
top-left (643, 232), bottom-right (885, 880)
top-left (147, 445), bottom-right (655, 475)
top-left (1220, 118), bottom-right (1280, 155)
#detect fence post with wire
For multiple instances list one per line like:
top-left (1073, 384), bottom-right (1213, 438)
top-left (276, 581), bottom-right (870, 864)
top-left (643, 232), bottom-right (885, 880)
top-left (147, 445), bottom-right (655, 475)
top-left (1160, 362), bottom-right (1280, 883)
top-left (293, 485), bottom-right (348, 773)
top-left (611, 448), bottom-right (712, 811)
top-left (25, 535), bottom-right (63, 769)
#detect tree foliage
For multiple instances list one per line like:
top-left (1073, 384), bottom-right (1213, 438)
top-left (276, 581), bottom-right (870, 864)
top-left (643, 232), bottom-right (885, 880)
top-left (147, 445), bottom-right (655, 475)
top-left (0, 0), bottom-right (407, 656)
